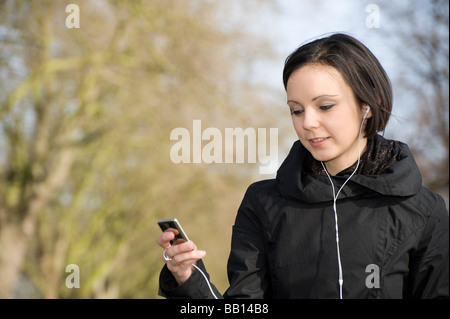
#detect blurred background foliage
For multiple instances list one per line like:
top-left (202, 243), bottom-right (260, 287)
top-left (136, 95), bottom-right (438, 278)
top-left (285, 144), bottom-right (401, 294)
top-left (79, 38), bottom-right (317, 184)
top-left (0, 0), bottom-right (447, 298)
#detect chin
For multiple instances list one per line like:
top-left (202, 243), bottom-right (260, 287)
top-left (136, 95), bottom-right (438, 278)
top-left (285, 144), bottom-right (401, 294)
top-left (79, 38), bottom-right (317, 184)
top-left (308, 150), bottom-right (334, 163)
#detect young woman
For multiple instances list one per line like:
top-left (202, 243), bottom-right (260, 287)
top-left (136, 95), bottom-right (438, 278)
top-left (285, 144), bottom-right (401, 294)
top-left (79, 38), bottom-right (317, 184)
top-left (157, 33), bottom-right (449, 299)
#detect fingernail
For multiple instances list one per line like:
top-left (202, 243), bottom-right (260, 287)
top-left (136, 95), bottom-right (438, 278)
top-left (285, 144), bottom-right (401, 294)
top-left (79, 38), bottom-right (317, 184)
top-left (197, 250), bottom-right (206, 257)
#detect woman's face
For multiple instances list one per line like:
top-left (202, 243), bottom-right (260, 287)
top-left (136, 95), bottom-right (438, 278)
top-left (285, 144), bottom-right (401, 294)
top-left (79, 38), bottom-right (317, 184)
top-left (286, 64), bottom-right (370, 175)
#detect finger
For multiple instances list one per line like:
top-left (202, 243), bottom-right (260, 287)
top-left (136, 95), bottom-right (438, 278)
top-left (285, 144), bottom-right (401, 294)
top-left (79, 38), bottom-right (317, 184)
top-left (164, 241), bottom-right (200, 262)
top-left (165, 228), bottom-right (179, 236)
top-left (170, 249), bottom-right (206, 265)
top-left (157, 228), bottom-right (179, 248)
top-left (167, 241), bottom-right (195, 256)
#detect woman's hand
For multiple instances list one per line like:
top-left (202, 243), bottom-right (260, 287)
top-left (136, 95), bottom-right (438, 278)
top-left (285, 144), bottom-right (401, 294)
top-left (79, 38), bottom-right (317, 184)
top-left (157, 228), bottom-right (206, 285)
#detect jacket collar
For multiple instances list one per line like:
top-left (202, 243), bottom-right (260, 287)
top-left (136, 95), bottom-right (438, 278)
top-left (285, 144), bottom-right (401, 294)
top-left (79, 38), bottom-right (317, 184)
top-left (276, 134), bottom-right (422, 203)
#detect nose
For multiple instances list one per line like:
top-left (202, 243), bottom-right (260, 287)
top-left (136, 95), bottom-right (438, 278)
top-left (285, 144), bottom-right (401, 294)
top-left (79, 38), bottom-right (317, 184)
top-left (302, 109), bottom-right (320, 130)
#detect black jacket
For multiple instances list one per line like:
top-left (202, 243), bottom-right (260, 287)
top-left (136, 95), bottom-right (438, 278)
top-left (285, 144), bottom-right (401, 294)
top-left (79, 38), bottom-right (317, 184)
top-left (159, 135), bottom-right (449, 299)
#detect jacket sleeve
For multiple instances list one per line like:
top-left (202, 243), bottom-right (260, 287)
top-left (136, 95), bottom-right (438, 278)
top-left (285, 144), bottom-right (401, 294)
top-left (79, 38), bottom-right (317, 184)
top-left (158, 182), bottom-right (270, 299)
top-left (158, 259), bottom-right (223, 299)
top-left (406, 195), bottom-right (449, 299)
top-left (223, 183), bottom-right (271, 298)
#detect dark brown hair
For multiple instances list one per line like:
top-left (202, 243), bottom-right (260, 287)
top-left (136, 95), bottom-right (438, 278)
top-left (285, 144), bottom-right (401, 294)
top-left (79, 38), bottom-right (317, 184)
top-left (283, 33), bottom-right (392, 138)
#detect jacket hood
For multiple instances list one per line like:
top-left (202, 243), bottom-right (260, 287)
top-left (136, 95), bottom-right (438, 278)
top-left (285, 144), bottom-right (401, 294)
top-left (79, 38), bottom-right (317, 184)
top-left (276, 135), bottom-right (423, 203)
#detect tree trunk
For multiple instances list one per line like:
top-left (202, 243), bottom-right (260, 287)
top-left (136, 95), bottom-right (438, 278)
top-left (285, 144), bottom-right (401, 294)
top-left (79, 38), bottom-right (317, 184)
top-left (0, 224), bottom-right (30, 298)
top-left (0, 149), bottom-right (74, 298)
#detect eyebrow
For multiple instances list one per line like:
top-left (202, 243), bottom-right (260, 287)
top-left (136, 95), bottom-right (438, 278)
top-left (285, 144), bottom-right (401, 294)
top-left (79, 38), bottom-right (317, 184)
top-left (312, 94), bottom-right (338, 101)
top-left (287, 94), bottom-right (338, 105)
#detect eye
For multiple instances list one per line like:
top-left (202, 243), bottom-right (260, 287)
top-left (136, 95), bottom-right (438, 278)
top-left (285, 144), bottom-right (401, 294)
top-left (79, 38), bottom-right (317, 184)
top-left (290, 109), bottom-right (304, 116)
top-left (319, 104), bottom-right (334, 111)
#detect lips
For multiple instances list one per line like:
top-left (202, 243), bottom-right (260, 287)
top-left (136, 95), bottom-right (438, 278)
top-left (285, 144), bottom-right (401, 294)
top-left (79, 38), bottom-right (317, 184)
top-left (309, 137), bottom-right (329, 147)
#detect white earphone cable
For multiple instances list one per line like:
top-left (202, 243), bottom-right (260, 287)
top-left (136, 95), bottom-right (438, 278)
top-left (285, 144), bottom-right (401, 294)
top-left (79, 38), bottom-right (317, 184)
top-left (320, 106), bottom-right (369, 299)
top-left (192, 263), bottom-right (219, 299)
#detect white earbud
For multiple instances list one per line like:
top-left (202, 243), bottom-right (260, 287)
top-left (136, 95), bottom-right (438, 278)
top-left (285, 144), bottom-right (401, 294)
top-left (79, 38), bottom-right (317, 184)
top-left (363, 105), bottom-right (370, 120)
